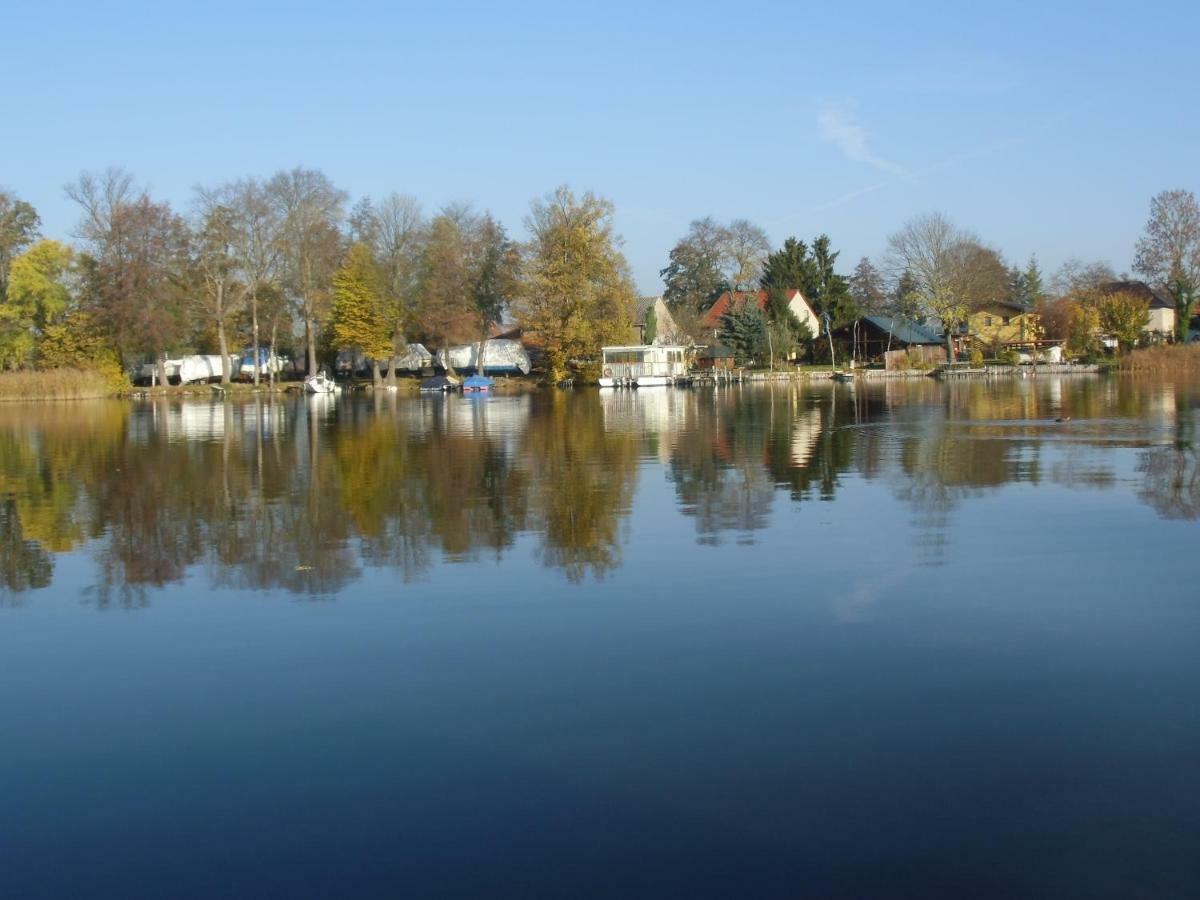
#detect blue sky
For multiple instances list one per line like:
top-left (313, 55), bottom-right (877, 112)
top-left (2, 0), bottom-right (1197, 293)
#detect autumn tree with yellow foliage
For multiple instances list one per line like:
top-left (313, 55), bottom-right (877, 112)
top-left (517, 186), bottom-right (636, 382)
top-left (1, 239), bottom-right (73, 370)
top-left (1098, 290), bottom-right (1149, 354)
top-left (330, 243), bottom-right (393, 386)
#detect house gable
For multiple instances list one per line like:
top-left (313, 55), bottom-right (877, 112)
top-left (634, 295), bottom-right (685, 345)
top-left (968, 300), bottom-right (1040, 345)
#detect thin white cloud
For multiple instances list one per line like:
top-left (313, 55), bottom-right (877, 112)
top-left (818, 104), bottom-right (912, 179)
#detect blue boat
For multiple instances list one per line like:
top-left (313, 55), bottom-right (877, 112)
top-left (462, 374), bottom-right (494, 393)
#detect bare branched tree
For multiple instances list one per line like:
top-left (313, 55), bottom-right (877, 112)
top-left (196, 179), bottom-right (283, 384)
top-left (661, 216), bottom-right (771, 309)
top-left (64, 167), bottom-right (135, 245)
top-left (266, 168), bottom-right (346, 375)
top-left (189, 199), bottom-right (247, 384)
top-left (1135, 189), bottom-right (1200, 341)
top-left (885, 213), bottom-right (1008, 359)
top-left (725, 219), bottom-right (770, 291)
top-left (1048, 258), bottom-right (1117, 299)
top-left (66, 169), bottom-right (189, 384)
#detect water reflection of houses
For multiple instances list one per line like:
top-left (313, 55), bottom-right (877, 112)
top-left (599, 388), bottom-right (691, 462)
top-left (132, 399), bottom-right (293, 445)
top-left (386, 393), bottom-right (533, 444)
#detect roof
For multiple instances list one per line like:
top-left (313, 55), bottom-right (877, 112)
top-left (489, 323), bottom-right (523, 340)
top-left (698, 344), bottom-right (736, 359)
top-left (702, 290), bottom-right (788, 328)
top-left (973, 298), bottom-right (1031, 314)
top-left (1099, 280), bottom-right (1173, 309)
top-left (862, 315), bottom-right (943, 345)
top-left (634, 295), bottom-right (661, 321)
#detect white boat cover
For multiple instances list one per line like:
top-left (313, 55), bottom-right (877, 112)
top-left (435, 340), bottom-right (530, 375)
top-left (137, 359), bottom-right (181, 381)
top-left (178, 355), bottom-right (238, 384)
top-left (390, 343), bottom-right (434, 372)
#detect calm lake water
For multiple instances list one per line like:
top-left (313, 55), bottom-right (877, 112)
top-left (2, 378), bottom-right (1198, 898)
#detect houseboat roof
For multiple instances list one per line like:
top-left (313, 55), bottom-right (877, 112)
top-left (601, 344), bottom-right (688, 351)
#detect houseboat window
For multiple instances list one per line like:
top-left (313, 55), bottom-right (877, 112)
top-left (603, 350), bottom-right (648, 364)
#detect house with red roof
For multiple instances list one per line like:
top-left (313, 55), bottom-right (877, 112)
top-left (700, 290), bottom-right (821, 337)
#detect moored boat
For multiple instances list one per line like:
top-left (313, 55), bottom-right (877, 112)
top-left (304, 372), bottom-right (341, 394)
top-left (635, 374), bottom-right (672, 387)
top-left (462, 374), bottom-right (494, 393)
top-left (600, 344), bottom-right (688, 388)
top-left (420, 374), bottom-right (461, 393)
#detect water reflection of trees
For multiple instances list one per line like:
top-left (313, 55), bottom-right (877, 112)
top-left (666, 385), bottom-right (866, 544)
top-left (1, 378), bottom-right (1196, 602)
top-left (1137, 388), bottom-right (1200, 520)
top-left (0, 497), bottom-right (53, 599)
top-left (0, 391), bottom-right (642, 601)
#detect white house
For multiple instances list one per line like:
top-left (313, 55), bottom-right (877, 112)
top-left (1100, 281), bottom-right (1176, 338)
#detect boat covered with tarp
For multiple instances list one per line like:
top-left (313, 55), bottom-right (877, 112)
top-left (436, 340), bottom-right (530, 376)
top-left (178, 354), bottom-right (240, 384)
top-left (462, 374), bottom-right (494, 393)
top-left (390, 343), bottom-right (435, 374)
top-left (420, 374), bottom-right (461, 393)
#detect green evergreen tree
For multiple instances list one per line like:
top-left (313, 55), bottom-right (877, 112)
top-left (810, 235), bottom-right (855, 328)
top-left (719, 305), bottom-right (767, 365)
top-left (1024, 255), bottom-right (1045, 307)
top-left (643, 302), bottom-right (657, 344)
top-left (760, 237), bottom-right (818, 295)
top-left (1007, 265), bottom-right (1027, 307)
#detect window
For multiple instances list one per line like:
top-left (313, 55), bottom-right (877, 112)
top-left (1003, 316), bottom-right (1011, 325)
top-left (603, 350), bottom-right (647, 365)
top-left (984, 316), bottom-right (993, 326)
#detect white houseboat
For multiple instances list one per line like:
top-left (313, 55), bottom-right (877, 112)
top-left (599, 345), bottom-right (689, 387)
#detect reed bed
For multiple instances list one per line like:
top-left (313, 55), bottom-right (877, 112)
top-left (0, 368), bottom-right (119, 401)
top-left (1118, 344), bottom-right (1200, 375)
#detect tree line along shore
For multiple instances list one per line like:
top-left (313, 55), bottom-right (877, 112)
top-left (1, 171), bottom-right (1198, 400)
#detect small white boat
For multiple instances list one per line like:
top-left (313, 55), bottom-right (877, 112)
top-left (635, 375), bottom-right (672, 387)
top-left (304, 372), bottom-right (341, 394)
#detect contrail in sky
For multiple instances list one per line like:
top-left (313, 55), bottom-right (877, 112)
top-left (817, 104), bottom-right (913, 180)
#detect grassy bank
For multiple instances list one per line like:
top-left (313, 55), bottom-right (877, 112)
top-left (0, 368), bottom-right (121, 402)
top-left (1118, 344), bottom-right (1200, 375)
